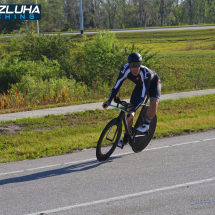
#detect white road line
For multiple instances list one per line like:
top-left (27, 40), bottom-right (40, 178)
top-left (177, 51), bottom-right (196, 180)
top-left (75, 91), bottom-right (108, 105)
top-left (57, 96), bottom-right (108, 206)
top-left (144, 137), bottom-right (215, 151)
top-left (1, 137), bottom-right (215, 177)
top-left (25, 176), bottom-right (215, 215)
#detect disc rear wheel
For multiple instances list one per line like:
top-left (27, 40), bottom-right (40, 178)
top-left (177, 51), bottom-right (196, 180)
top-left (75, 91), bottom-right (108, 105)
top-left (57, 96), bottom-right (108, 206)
top-left (132, 114), bottom-right (157, 153)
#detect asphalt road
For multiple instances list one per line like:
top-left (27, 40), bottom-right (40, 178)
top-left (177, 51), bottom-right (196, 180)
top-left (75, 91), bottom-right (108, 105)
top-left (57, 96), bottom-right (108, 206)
top-left (1, 88), bottom-right (215, 121)
top-left (61, 25), bottom-right (215, 35)
top-left (0, 130), bottom-right (215, 214)
top-left (7, 25), bottom-right (215, 37)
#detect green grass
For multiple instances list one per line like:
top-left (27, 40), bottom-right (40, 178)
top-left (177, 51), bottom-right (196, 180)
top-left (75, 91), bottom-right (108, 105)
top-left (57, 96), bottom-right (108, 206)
top-left (115, 28), bottom-right (215, 52)
top-left (71, 28), bottom-right (215, 52)
top-left (0, 94), bottom-right (215, 163)
top-left (157, 50), bottom-right (215, 93)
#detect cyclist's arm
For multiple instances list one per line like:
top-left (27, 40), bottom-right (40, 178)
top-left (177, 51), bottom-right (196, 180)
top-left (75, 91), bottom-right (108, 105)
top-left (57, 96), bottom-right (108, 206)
top-left (130, 70), bottom-right (151, 112)
top-left (108, 68), bottom-right (128, 103)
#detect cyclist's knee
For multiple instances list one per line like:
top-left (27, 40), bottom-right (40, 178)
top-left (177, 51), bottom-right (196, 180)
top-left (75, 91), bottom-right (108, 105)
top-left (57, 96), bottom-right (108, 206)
top-left (127, 111), bottom-right (136, 119)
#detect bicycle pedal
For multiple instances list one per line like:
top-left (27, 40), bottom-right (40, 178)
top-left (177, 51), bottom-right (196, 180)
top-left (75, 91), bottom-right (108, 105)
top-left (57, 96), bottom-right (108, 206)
top-left (135, 131), bottom-right (149, 137)
top-left (135, 134), bottom-right (146, 137)
top-left (116, 144), bottom-right (124, 149)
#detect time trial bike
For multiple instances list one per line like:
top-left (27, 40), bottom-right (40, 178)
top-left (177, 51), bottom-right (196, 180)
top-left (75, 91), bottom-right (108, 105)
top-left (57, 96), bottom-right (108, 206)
top-left (96, 94), bottom-right (157, 162)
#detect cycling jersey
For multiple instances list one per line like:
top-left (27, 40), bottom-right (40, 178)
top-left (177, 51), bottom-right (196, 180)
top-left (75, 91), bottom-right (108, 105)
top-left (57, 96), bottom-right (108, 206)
top-left (108, 64), bottom-right (161, 112)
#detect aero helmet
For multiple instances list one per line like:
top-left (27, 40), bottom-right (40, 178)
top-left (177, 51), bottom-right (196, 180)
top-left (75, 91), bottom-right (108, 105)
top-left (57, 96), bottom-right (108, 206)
top-left (127, 52), bottom-right (142, 68)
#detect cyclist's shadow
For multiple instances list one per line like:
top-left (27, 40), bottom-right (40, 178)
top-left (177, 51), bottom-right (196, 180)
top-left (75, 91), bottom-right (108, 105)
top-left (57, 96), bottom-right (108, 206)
top-left (0, 156), bottom-right (121, 186)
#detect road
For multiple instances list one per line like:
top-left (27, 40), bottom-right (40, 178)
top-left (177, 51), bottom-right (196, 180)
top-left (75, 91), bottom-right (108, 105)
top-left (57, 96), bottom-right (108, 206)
top-left (60, 25), bottom-right (215, 35)
top-left (0, 130), bottom-right (215, 214)
top-left (6, 25), bottom-right (215, 37)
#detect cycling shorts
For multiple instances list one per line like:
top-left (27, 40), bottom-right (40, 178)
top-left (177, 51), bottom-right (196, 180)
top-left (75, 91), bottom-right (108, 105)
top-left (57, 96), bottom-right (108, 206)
top-left (130, 74), bottom-right (161, 108)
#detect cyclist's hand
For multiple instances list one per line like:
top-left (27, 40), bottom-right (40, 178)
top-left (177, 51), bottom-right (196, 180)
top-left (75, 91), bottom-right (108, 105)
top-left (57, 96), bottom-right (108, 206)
top-left (103, 101), bottom-right (110, 109)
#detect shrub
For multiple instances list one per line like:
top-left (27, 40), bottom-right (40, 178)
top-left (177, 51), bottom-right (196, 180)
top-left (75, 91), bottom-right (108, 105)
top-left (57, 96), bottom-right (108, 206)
top-left (9, 76), bottom-right (93, 107)
top-left (0, 56), bottom-right (65, 93)
top-left (18, 33), bottom-right (73, 77)
top-left (71, 32), bottom-right (159, 87)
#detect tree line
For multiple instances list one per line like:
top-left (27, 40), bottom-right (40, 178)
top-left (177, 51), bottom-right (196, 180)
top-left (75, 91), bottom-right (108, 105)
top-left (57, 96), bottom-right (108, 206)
top-left (0, 0), bottom-right (215, 33)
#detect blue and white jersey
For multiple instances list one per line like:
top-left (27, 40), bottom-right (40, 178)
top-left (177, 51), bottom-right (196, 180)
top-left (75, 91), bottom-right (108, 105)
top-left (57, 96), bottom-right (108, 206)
top-left (108, 64), bottom-right (156, 111)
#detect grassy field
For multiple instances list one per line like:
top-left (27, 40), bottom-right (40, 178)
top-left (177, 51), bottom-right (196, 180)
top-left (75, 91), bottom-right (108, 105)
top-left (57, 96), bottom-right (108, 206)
top-left (72, 28), bottom-right (215, 51)
top-left (115, 28), bottom-right (215, 51)
top-left (0, 94), bottom-right (215, 163)
top-left (157, 50), bottom-right (215, 93)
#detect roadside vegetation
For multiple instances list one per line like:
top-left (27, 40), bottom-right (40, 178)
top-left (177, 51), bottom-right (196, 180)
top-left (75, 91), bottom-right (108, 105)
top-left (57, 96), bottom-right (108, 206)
top-left (0, 28), bottom-right (215, 113)
top-left (0, 94), bottom-right (215, 163)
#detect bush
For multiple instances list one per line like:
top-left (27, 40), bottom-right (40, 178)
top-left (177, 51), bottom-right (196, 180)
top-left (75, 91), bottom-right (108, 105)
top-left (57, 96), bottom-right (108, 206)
top-left (10, 76), bottom-right (93, 106)
top-left (71, 32), bottom-right (159, 87)
top-left (0, 56), bottom-right (65, 93)
top-left (18, 34), bottom-right (73, 77)
top-left (62, 22), bottom-right (72, 31)
top-left (0, 31), bottom-right (159, 110)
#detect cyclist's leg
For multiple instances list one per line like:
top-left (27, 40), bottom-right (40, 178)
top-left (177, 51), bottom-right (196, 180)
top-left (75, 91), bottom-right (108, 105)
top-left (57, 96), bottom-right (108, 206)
top-left (137, 75), bottom-right (161, 132)
top-left (127, 110), bottom-right (135, 130)
top-left (147, 75), bottom-right (161, 120)
top-left (117, 87), bottom-right (140, 148)
top-left (147, 97), bottom-right (159, 119)
top-left (117, 109), bottom-right (135, 148)
top-left (128, 86), bottom-right (143, 129)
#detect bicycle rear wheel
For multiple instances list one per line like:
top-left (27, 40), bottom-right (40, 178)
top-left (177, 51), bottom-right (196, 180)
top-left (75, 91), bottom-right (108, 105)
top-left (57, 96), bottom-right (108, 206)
top-left (96, 118), bottom-right (122, 162)
top-left (132, 114), bottom-right (157, 153)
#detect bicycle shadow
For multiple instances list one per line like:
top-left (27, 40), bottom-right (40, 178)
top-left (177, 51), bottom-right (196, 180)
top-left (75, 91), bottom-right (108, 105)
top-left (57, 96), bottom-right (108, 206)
top-left (0, 156), bottom-right (121, 186)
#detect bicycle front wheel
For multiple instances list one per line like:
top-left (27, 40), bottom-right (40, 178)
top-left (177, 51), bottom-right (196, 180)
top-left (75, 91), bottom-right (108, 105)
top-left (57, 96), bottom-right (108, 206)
top-left (96, 118), bottom-right (122, 162)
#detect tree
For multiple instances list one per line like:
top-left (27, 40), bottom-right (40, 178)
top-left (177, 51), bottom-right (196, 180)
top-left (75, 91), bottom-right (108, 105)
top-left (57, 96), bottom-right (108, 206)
top-left (139, 0), bottom-right (148, 27)
top-left (160, 0), bottom-right (165, 26)
top-left (188, 0), bottom-right (193, 25)
top-left (102, 0), bottom-right (119, 29)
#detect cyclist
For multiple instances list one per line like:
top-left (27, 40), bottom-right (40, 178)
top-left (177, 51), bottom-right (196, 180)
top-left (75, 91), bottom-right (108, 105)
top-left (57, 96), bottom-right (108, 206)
top-left (102, 52), bottom-right (161, 148)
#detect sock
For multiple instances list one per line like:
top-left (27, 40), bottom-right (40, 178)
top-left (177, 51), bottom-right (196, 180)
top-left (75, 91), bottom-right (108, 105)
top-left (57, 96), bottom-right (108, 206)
top-left (145, 117), bottom-right (151, 124)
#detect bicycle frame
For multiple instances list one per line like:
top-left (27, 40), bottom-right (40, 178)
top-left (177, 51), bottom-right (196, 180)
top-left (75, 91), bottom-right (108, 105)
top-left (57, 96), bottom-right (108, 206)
top-left (110, 95), bottom-right (149, 147)
top-left (96, 94), bottom-right (156, 161)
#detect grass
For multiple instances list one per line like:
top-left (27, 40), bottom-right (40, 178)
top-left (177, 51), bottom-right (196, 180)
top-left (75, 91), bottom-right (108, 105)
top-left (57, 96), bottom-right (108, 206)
top-left (116, 28), bottom-right (215, 52)
top-left (157, 50), bottom-right (215, 93)
top-left (71, 28), bottom-right (215, 52)
top-left (0, 94), bottom-right (215, 163)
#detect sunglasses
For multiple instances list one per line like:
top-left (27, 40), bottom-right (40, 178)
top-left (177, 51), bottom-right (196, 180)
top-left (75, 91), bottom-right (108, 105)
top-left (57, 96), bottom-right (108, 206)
top-left (128, 62), bottom-right (141, 68)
